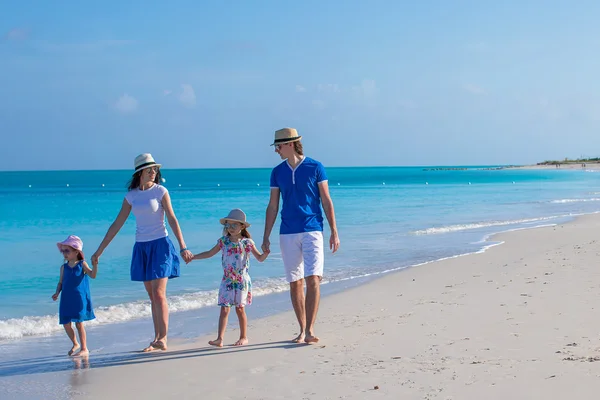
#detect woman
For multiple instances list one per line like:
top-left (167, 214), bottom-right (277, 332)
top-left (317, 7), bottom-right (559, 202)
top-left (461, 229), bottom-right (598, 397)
top-left (91, 153), bottom-right (193, 352)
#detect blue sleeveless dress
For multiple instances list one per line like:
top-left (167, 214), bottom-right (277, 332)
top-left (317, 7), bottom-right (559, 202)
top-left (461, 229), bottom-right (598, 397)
top-left (59, 261), bottom-right (95, 325)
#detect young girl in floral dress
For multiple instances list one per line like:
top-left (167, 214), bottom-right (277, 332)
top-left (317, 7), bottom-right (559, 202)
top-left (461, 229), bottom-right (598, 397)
top-left (190, 209), bottom-right (269, 347)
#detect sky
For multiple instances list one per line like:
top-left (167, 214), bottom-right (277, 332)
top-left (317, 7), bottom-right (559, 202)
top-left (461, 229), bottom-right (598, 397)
top-left (2, 0), bottom-right (600, 171)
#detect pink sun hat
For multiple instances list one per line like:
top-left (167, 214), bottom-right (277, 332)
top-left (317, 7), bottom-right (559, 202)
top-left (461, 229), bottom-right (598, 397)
top-left (56, 235), bottom-right (84, 258)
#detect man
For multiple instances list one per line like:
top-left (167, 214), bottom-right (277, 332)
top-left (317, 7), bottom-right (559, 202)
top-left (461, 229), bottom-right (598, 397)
top-left (262, 127), bottom-right (340, 344)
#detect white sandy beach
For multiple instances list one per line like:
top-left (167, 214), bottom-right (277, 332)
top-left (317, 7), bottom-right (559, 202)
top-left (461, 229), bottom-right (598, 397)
top-left (509, 162), bottom-right (600, 170)
top-left (27, 214), bottom-right (600, 399)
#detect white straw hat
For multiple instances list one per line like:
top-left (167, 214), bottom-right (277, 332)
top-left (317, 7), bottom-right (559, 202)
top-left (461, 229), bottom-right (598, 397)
top-left (133, 153), bottom-right (162, 174)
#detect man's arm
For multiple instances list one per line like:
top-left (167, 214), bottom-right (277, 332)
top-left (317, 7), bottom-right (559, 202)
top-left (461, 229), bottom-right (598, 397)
top-left (262, 188), bottom-right (280, 252)
top-left (318, 181), bottom-right (340, 253)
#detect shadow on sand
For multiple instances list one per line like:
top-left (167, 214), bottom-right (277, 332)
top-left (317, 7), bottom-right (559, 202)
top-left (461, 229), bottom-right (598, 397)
top-left (0, 340), bottom-right (311, 378)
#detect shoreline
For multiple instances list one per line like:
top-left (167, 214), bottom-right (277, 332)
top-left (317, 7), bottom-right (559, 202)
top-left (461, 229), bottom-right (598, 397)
top-left (4, 213), bottom-right (600, 399)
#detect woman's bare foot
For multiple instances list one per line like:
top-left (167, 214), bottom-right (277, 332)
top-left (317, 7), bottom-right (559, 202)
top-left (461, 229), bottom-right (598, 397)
top-left (68, 344), bottom-right (81, 356)
top-left (292, 333), bottom-right (305, 343)
top-left (208, 338), bottom-right (224, 347)
top-left (142, 340), bottom-right (164, 352)
top-left (233, 337), bottom-right (248, 346)
top-left (304, 334), bottom-right (320, 344)
top-left (73, 348), bottom-right (89, 357)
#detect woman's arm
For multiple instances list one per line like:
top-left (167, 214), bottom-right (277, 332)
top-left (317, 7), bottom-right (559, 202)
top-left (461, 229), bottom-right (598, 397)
top-left (81, 260), bottom-right (98, 279)
top-left (91, 199), bottom-right (132, 266)
top-left (162, 192), bottom-right (193, 263)
top-left (52, 265), bottom-right (64, 301)
top-left (191, 243), bottom-right (221, 261)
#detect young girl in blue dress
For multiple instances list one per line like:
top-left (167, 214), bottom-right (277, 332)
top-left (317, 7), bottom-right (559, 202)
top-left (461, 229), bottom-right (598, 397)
top-left (190, 209), bottom-right (269, 347)
top-left (52, 235), bottom-right (98, 357)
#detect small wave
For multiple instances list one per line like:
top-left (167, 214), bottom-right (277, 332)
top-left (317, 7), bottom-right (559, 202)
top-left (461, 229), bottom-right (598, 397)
top-left (412, 216), bottom-right (560, 235)
top-left (551, 198), bottom-right (600, 204)
top-left (0, 278), bottom-right (291, 341)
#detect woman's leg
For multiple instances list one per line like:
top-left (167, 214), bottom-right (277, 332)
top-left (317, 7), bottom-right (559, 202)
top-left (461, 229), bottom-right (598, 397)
top-left (150, 278), bottom-right (169, 349)
top-left (233, 306), bottom-right (248, 346)
top-left (209, 306), bottom-right (230, 347)
top-left (143, 281), bottom-right (159, 343)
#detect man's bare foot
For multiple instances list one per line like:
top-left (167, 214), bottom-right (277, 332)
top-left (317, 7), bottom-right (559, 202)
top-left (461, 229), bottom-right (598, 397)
top-left (68, 344), bottom-right (80, 356)
top-left (304, 334), bottom-right (320, 344)
top-left (152, 340), bottom-right (167, 350)
top-left (208, 338), bottom-right (224, 347)
top-left (234, 337), bottom-right (248, 346)
top-left (292, 333), bottom-right (305, 343)
top-left (73, 349), bottom-right (89, 357)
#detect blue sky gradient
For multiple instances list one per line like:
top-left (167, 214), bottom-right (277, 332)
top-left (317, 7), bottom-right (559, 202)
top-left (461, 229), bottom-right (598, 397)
top-left (2, 1), bottom-right (600, 170)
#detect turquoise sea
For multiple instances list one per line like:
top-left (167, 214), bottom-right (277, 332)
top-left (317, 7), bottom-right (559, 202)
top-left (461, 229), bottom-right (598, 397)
top-left (1, 165), bottom-right (600, 390)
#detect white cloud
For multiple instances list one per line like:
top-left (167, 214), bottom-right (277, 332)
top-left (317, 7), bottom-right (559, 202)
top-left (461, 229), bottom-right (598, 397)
top-left (317, 83), bottom-right (340, 93)
top-left (464, 84), bottom-right (486, 95)
top-left (114, 94), bottom-right (138, 114)
top-left (163, 89), bottom-right (172, 96)
top-left (4, 28), bottom-right (29, 41)
top-left (178, 84), bottom-right (196, 108)
top-left (312, 99), bottom-right (326, 110)
top-left (296, 85), bottom-right (307, 92)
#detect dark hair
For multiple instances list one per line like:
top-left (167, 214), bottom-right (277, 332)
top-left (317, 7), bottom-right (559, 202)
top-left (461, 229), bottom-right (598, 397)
top-left (128, 169), bottom-right (163, 191)
top-left (293, 141), bottom-right (303, 155)
top-left (223, 226), bottom-right (252, 239)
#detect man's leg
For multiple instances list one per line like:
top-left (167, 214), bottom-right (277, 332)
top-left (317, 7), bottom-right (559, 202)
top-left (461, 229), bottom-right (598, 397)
top-left (280, 233), bottom-right (305, 342)
top-left (289, 278), bottom-right (306, 343)
top-left (304, 275), bottom-right (321, 343)
top-left (302, 231), bottom-right (325, 344)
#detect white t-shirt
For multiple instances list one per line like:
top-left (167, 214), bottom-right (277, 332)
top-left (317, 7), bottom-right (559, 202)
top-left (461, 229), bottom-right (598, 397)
top-left (125, 184), bottom-right (169, 242)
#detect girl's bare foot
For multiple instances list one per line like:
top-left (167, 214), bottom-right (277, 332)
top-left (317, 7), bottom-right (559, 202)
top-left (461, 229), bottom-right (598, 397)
top-left (234, 337), bottom-right (248, 346)
top-left (292, 333), bottom-right (305, 343)
top-left (73, 349), bottom-right (89, 357)
top-left (208, 338), bottom-right (224, 347)
top-left (68, 344), bottom-right (81, 356)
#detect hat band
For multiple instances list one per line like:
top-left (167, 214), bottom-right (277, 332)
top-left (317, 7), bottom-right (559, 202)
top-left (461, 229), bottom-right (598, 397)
top-left (273, 137), bottom-right (300, 144)
top-left (135, 161), bottom-right (157, 171)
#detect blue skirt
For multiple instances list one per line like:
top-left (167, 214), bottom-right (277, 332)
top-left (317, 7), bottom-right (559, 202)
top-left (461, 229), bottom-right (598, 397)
top-left (131, 236), bottom-right (180, 282)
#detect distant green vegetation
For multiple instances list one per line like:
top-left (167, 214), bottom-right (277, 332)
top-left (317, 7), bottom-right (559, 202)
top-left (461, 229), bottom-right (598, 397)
top-left (537, 157), bottom-right (600, 165)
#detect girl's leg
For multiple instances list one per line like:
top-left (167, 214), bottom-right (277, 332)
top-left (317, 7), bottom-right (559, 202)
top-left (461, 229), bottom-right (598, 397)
top-left (63, 323), bottom-right (80, 355)
top-left (142, 281), bottom-right (159, 351)
top-left (74, 322), bottom-right (89, 356)
top-left (209, 307), bottom-right (230, 347)
top-left (233, 306), bottom-right (248, 346)
top-left (150, 278), bottom-right (169, 349)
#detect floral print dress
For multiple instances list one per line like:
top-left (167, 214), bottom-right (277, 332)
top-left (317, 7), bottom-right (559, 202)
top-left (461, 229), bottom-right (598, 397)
top-left (217, 236), bottom-right (254, 307)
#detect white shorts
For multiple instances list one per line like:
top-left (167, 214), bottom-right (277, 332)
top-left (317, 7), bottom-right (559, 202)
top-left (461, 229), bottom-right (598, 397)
top-left (280, 231), bottom-right (324, 283)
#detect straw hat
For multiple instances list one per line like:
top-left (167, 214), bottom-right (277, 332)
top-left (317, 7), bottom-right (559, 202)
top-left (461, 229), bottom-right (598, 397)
top-left (271, 128), bottom-right (302, 146)
top-left (134, 153), bottom-right (162, 174)
top-left (219, 209), bottom-right (251, 228)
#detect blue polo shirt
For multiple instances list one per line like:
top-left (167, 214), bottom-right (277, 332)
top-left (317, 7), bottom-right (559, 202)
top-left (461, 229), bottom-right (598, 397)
top-left (270, 157), bottom-right (328, 235)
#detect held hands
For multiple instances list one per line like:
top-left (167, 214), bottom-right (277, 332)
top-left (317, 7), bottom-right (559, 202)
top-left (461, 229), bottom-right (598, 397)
top-left (180, 249), bottom-right (193, 264)
top-left (261, 239), bottom-right (270, 253)
top-left (91, 251), bottom-right (101, 268)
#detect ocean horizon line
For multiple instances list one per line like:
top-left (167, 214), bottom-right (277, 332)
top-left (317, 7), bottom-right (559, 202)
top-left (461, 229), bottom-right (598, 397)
top-left (0, 164), bottom-right (523, 173)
